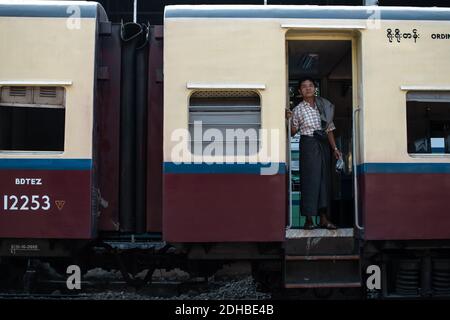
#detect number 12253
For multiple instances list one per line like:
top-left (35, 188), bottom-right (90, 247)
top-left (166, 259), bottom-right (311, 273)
top-left (3, 195), bottom-right (51, 211)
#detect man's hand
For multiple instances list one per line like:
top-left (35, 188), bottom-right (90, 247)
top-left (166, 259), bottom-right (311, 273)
top-left (333, 149), bottom-right (342, 160)
top-left (285, 108), bottom-right (292, 120)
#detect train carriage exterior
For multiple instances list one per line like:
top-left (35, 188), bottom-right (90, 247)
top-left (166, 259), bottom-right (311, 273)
top-left (0, 1), bottom-right (450, 298)
top-left (164, 5), bottom-right (450, 242)
top-left (0, 1), bottom-right (107, 239)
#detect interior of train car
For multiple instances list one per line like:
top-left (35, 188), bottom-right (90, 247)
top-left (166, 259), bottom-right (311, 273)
top-left (0, 86), bottom-right (66, 152)
top-left (287, 39), bottom-right (354, 229)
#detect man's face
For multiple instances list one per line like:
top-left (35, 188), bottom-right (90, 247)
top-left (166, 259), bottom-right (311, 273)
top-left (299, 80), bottom-right (315, 99)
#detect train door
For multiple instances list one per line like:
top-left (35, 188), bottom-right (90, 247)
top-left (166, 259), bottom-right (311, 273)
top-left (286, 33), bottom-right (360, 231)
top-left (283, 31), bottom-right (363, 291)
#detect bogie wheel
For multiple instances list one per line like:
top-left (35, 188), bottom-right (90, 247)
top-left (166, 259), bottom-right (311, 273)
top-left (313, 287), bottom-right (334, 299)
top-left (0, 258), bottom-right (28, 290)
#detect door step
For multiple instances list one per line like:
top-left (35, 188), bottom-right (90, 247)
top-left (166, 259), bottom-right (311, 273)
top-left (285, 228), bottom-right (356, 255)
top-left (284, 254), bottom-right (361, 289)
top-left (285, 282), bottom-right (361, 289)
top-left (284, 228), bottom-right (361, 289)
top-left (285, 254), bottom-right (360, 261)
top-left (286, 228), bottom-right (354, 239)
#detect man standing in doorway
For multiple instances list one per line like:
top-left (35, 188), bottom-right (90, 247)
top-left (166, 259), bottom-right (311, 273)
top-left (287, 77), bottom-right (342, 230)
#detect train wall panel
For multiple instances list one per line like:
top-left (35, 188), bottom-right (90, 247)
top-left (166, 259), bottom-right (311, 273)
top-left (97, 24), bottom-right (122, 231)
top-left (360, 171), bottom-right (450, 240)
top-left (163, 18), bottom-right (287, 165)
top-left (163, 171), bottom-right (286, 242)
top-left (0, 17), bottom-right (97, 160)
top-left (0, 164), bottom-right (93, 239)
top-left (146, 25), bottom-right (164, 232)
top-left (360, 20), bottom-right (450, 165)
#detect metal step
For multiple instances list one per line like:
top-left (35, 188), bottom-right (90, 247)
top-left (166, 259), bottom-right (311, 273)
top-left (284, 253), bottom-right (361, 289)
top-left (285, 254), bottom-right (360, 261)
top-left (285, 228), bottom-right (356, 255)
top-left (285, 282), bottom-right (362, 289)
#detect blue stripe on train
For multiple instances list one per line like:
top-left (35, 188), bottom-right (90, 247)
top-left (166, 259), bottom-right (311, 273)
top-left (164, 162), bottom-right (286, 174)
top-left (164, 162), bottom-right (450, 174)
top-left (0, 159), bottom-right (92, 170)
top-left (165, 7), bottom-right (450, 21)
top-left (0, 4), bottom-right (97, 18)
top-left (357, 163), bottom-right (450, 174)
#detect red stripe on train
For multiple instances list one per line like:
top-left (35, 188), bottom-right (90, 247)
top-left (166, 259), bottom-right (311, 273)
top-left (163, 173), bottom-right (286, 242)
top-left (0, 170), bottom-right (93, 239)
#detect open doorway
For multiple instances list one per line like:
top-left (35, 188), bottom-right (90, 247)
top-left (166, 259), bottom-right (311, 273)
top-left (287, 39), bottom-right (354, 229)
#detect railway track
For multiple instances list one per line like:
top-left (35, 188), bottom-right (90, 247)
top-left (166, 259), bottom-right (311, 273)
top-left (0, 292), bottom-right (85, 300)
top-left (0, 277), bottom-right (268, 300)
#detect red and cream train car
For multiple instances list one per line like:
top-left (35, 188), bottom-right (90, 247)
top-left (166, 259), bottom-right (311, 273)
top-left (1, 1), bottom-right (450, 298)
top-left (0, 2), bottom-right (107, 240)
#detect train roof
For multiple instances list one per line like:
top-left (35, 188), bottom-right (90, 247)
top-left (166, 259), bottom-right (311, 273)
top-left (164, 5), bottom-right (450, 21)
top-left (0, 0), bottom-right (107, 21)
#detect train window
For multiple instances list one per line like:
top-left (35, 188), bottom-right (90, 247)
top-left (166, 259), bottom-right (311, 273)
top-left (406, 91), bottom-right (450, 154)
top-left (188, 90), bottom-right (261, 156)
top-left (0, 86), bottom-right (65, 152)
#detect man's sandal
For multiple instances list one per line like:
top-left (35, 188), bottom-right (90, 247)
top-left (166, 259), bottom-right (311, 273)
top-left (319, 222), bottom-right (337, 230)
top-left (303, 223), bottom-right (316, 230)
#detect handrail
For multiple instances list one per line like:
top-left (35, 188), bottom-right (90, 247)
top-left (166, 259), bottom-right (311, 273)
top-left (186, 83), bottom-right (266, 90)
top-left (281, 23), bottom-right (367, 30)
top-left (287, 117), bottom-right (293, 230)
top-left (353, 107), bottom-right (363, 231)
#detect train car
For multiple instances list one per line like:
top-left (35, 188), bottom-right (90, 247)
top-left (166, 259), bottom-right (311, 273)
top-left (0, 1), bottom-right (165, 286)
top-left (163, 4), bottom-right (450, 298)
top-left (1, 1), bottom-right (450, 298)
top-left (0, 2), bottom-right (107, 240)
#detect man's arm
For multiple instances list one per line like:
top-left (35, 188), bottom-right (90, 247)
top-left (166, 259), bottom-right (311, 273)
top-left (327, 130), bottom-right (342, 159)
top-left (286, 108), bottom-right (299, 137)
top-left (290, 123), bottom-right (298, 136)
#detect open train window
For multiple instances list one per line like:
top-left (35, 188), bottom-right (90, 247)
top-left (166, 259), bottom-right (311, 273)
top-left (188, 90), bottom-right (261, 156)
top-left (406, 91), bottom-right (450, 154)
top-left (0, 86), bottom-right (65, 152)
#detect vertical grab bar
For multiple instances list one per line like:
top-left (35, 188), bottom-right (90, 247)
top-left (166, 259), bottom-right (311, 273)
top-left (287, 117), bottom-right (293, 229)
top-left (353, 107), bottom-right (363, 231)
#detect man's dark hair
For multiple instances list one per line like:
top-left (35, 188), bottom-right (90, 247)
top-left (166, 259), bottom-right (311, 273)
top-left (298, 77), bottom-right (317, 88)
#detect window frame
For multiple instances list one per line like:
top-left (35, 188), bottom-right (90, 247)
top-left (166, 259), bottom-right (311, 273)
top-left (406, 90), bottom-right (450, 158)
top-left (187, 90), bottom-right (262, 158)
top-left (0, 86), bottom-right (66, 154)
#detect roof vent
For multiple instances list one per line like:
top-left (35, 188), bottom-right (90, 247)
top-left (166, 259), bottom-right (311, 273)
top-left (39, 87), bottom-right (57, 98)
top-left (9, 86), bottom-right (27, 97)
